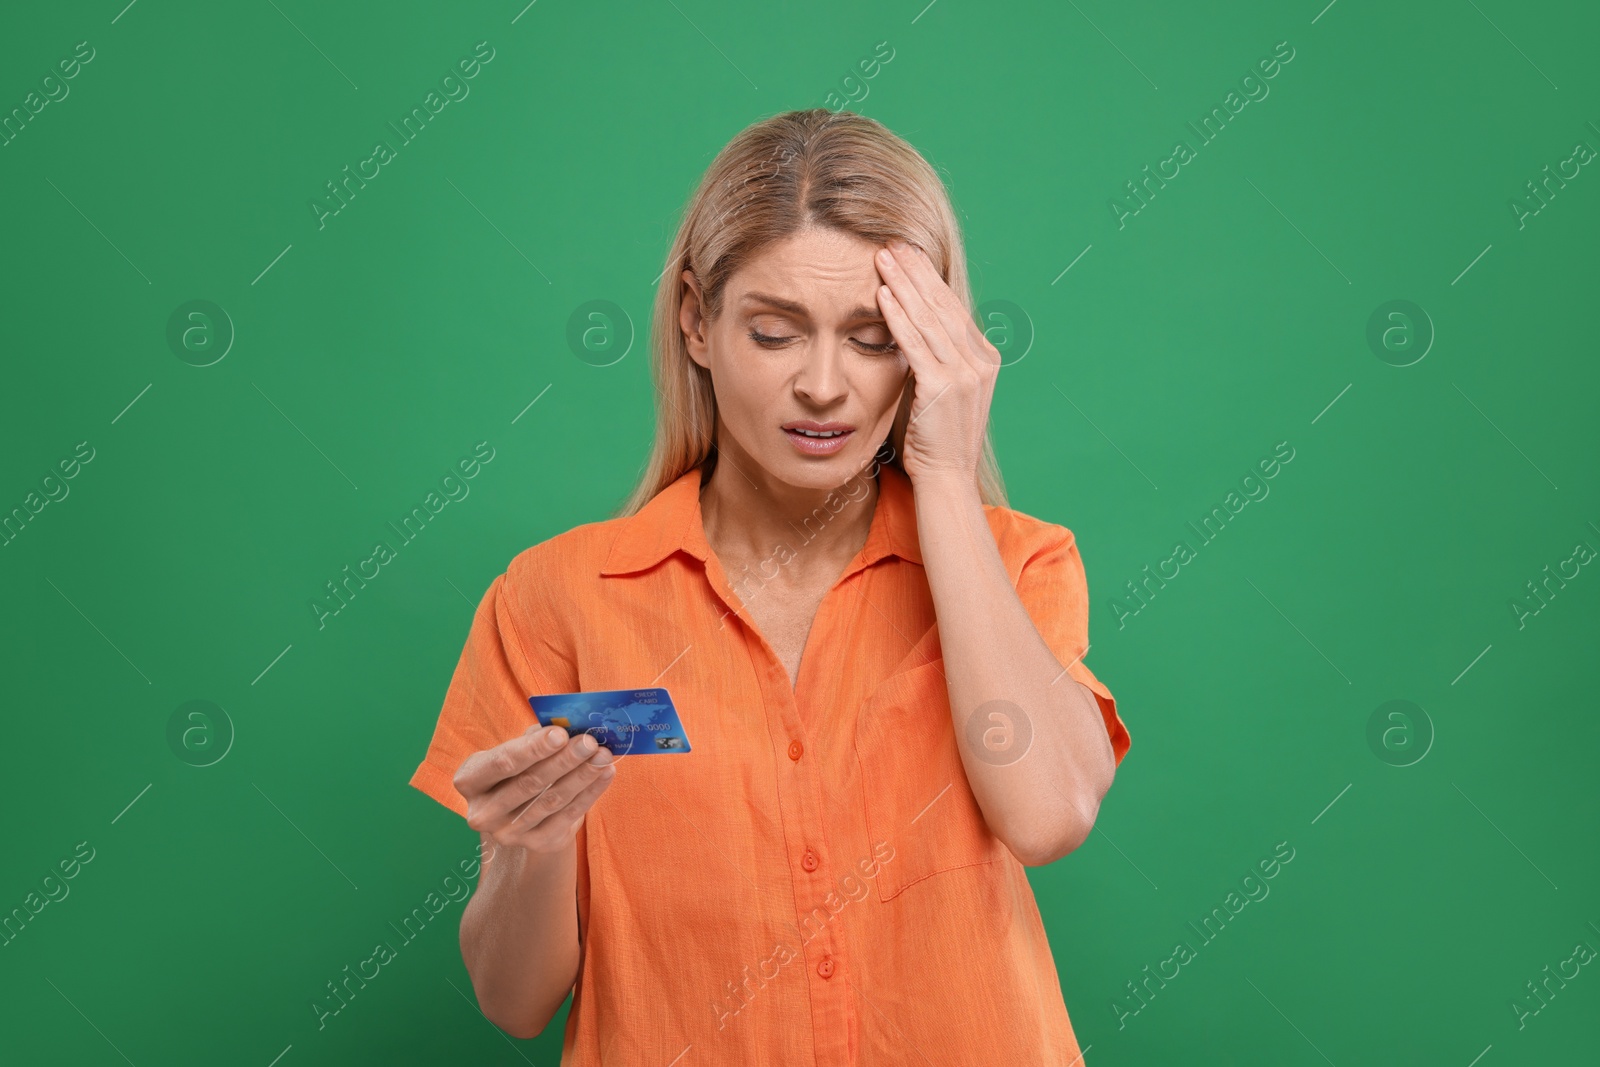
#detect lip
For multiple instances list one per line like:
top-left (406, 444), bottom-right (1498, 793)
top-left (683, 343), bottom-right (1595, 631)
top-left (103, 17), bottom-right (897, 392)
top-left (781, 420), bottom-right (855, 456)
top-left (782, 420), bottom-right (855, 432)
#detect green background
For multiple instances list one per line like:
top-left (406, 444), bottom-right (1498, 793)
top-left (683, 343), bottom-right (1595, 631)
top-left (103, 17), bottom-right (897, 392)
top-left (3, 0), bottom-right (1596, 1063)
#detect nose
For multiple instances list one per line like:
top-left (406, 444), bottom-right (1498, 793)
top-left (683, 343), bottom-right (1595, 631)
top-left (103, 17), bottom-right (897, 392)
top-left (792, 341), bottom-right (848, 407)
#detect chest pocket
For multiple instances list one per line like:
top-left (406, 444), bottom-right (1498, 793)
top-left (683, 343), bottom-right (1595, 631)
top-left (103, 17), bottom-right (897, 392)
top-left (852, 656), bottom-right (1007, 902)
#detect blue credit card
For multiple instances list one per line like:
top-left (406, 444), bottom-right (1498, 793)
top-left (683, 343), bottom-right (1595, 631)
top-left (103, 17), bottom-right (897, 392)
top-left (528, 687), bottom-right (692, 755)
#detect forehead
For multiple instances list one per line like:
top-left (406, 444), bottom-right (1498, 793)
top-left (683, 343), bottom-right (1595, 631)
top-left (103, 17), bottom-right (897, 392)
top-left (728, 228), bottom-right (883, 314)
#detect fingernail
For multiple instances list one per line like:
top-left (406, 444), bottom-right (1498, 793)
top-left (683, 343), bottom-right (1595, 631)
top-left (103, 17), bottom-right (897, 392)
top-left (576, 734), bottom-right (598, 754)
top-left (548, 726), bottom-right (568, 746)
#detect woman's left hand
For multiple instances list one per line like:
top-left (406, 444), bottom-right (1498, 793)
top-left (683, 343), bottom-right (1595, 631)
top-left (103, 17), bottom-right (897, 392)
top-left (874, 240), bottom-right (1001, 489)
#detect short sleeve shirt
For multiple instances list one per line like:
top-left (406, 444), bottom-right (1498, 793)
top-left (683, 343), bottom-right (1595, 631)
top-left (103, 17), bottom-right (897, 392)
top-left (409, 461), bottom-right (1131, 1065)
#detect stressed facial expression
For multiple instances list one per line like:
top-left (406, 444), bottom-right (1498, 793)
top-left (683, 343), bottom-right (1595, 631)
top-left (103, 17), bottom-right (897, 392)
top-left (681, 227), bottom-right (910, 490)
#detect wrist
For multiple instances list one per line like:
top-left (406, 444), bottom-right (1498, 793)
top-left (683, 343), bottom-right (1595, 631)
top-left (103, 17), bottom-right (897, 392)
top-left (910, 469), bottom-right (984, 506)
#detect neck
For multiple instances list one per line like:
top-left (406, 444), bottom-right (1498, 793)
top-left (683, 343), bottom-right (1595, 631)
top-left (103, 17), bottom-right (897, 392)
top-left (698, 441), bottom-right (881, 577)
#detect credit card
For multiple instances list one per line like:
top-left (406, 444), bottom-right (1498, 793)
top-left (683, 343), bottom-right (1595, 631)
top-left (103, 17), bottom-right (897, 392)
top-left (528, 687), bottom-right (692, 755)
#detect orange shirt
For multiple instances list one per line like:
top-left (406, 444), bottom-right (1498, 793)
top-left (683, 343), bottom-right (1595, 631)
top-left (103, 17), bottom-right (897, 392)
top-left (409, 461), bottom-right (1130, 1064)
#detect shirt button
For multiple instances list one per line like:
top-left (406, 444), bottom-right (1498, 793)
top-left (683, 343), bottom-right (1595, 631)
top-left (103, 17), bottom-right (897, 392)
top-left (787, 739), bottom-right (803, 761)
top-left (817, 956), bottom-right (835, 979)
top-left (802, 849), bottom-right (819, 872)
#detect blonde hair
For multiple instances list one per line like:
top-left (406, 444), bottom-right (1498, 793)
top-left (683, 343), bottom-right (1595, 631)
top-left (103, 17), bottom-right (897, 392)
top-left (618, 107), bottom-right (1007, 517)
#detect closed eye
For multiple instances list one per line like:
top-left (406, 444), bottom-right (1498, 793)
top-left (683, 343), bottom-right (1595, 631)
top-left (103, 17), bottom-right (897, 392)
top-left (748, 329), bottom-right (898, 354)
top-left (854, 339), bottom-right (899, 354)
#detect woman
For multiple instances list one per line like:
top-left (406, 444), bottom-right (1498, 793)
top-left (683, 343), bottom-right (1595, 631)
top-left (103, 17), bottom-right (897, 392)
top-left (409, 107), bottom-right (1131, 1064)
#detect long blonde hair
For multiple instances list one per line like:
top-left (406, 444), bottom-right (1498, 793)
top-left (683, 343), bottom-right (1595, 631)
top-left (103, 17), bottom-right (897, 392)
top-left (618, 107), bottom-right (1007, 517)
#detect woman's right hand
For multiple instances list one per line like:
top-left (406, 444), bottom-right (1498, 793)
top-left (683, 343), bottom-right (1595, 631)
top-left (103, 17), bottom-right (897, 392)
top-left (454, 725), bottom-right (617, 854)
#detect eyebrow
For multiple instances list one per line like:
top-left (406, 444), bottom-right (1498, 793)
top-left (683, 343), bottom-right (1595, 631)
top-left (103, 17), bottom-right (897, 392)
top-left (739, 290), bottom-right (884, 323)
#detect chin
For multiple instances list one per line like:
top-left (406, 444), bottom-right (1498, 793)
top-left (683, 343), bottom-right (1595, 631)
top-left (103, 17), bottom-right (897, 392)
top-left (776, 461), bottom-right (850, 490)
top-left (727, 419), bottom-right (888, 490)
top-left (773, 446), bottom-right (879, 491)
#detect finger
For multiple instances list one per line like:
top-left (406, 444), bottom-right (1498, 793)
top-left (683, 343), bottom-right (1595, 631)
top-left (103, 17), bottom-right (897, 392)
top-left (897, 245), bottom-right (997, 375)
top-left (478, 733), bottom-right (606, 827)
top-left (875, 246), bottom-right (963, 365)
top-left (503, 749), bottom-right (617, 837)
top-left (463, 734), bottom-right (594, 834)
top-left (877, 284), bottom-right (943, 383)
top-left (508, 765), bottom-right (617, 853)
top-left (965, 311), bottom-right (1003, 369)
top-left (454, 724), bottom-right (570, 800)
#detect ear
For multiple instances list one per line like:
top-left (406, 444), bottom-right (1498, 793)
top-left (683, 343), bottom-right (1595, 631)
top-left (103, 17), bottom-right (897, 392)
top-left (680, 270), bottom-right (711, 371)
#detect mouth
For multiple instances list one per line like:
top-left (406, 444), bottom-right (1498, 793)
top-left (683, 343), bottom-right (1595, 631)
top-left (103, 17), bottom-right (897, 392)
top-left (781, 420), bottom-right (855, 456)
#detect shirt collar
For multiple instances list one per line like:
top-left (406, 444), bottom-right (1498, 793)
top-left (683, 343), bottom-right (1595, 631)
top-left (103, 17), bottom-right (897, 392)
top-left (600, 460), bottom-right (923, 577)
